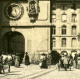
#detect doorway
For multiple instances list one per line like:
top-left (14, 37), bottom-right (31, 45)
top-left (2, 31), bottom-right (25, 62)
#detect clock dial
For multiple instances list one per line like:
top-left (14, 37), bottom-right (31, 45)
top-left (11, 6), bottom-right (20, 17)
top-left (5, 3), bottom-right (24, 20)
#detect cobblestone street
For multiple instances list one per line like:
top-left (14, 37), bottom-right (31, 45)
top-left (0, 64), bottom-right (80, 79)
top-left (0, 64), bottom-right (56, 79)
top-left (36, 68), bottom-right (80, 79)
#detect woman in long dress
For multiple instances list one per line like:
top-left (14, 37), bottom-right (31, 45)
top-left (25, 52), bottom-right (30, 65)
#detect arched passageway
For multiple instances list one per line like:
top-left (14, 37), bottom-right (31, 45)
top-left (2, 31), bottom-right (25, 62)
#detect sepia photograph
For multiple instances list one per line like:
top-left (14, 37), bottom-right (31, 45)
top-left (0, 0), bottom-right (80, 79)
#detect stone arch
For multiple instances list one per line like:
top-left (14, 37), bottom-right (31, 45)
top-left (2, 31), bottom-right (25, 56)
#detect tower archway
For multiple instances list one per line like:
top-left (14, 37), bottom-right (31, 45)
top-left (2, 31), bottom-right (25, 58)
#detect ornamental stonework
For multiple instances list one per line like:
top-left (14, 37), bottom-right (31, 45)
top-left (4, 2), bottom-right (24, 20)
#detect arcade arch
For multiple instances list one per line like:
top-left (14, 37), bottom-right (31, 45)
top-left (2, 31), bottom-right (25, 58)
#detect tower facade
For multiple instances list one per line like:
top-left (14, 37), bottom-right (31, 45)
top-left (0, 0), bottom-right (50, 62)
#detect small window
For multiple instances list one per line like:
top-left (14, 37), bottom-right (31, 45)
top-left (52, 26), bottom-right (56, 34)
top-left (52, 38), bottom-right (56, 47)
top-left (71, 38), bottom-right (76, 47)
top-left (61, 13), bottom-right (67, 22)
top-left (62, 25), bottom-right (66, 35)
top-left (62, 38), bottom-right (66, 47)
top-left (52, 14), bottom-right (56, 22)
top-left (72, 25), bottom-right (76, 35)
top-left (72, 14), bottom-right (77, 22)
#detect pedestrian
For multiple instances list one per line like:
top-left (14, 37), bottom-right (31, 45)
top-left (0, 53), bottom-right (4, 74)
top-left (39, 54), bottom-right (44, 68)
top-left (63, 55), bottom-right (68, 71)
top-left (68, 54), bottom-right (73, 71)
top-left (11, 54), bottom-right (15, 66)
top-left (61, 55), bottom-right (64, 68)
top-left (57, 57), bottom-right (62, 71)
top-left (24, 52), bottom-right (30, 65)
top-left (40, 53), bottom-right (48, 69)
top-left (47, 54), bottom-right (52, 68)
top-left (74, 53), bottom-right (78, 68)
top-left (15, 55), bottom-right (20, 67)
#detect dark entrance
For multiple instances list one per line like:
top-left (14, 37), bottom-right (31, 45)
top-left (2, 31), bottom-right (25, 62)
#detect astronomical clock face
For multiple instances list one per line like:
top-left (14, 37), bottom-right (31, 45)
top-left (5, 3), bottom-right (24, 20)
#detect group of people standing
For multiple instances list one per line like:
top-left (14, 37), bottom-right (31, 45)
top-left (58, 53), bottom-right (79, 71)
top-left (0, 50), bottom-right (79, 73)
top-left (13, 52), bottom-right (30, 67)
top-left (39, 53), bottom-right (51, 69)
top-left (0, 52), bottom-right (30, 74)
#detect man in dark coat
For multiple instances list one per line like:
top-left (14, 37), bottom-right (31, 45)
top-left (25, 52), bottom-right (30, 65)
top-left (74, 54), bottom-right (78, 68)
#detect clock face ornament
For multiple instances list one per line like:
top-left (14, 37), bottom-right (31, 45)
top-left (5, 3), bottom-right (24, 20)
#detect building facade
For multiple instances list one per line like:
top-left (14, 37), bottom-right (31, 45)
top-left (1, 0), bottom-right (80, 62)
top-left (51, 0), bottom-right (80, 56)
